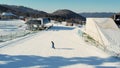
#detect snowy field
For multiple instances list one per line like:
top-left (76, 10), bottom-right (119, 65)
top-left (0, 24), bottom-right (120, 68)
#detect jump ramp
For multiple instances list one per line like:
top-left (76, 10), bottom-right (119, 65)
top-left (85, 18), bottom-right (120, 55)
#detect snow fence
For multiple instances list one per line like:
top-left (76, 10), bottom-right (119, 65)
top-left (0, 30), bottom-right (31, 42)
top-left (0, 20), bottom-right (31, 42)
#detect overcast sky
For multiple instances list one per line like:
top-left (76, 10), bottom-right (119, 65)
top-left (0, 0), bottom-right (120, 13)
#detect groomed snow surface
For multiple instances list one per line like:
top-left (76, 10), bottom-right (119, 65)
top-left (0, 24), bottom-right (120, 68)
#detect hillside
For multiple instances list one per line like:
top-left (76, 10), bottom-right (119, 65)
top-left (0, 5), bottom-right (9, 12)
top-left (0, 4), bottom-right (85, 23)
top-left (0, 4), bottom-right (48, 17)
top-left (51, 9), bottom-right (86, 23)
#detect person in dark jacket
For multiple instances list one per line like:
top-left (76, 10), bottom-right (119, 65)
top-left (51, 41), bottom-right (55, 49)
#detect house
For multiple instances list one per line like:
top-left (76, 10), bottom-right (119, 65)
top-left (61, 21), bottom-right (67, 25)
top-left (66, 22), bottom-right (73, 26)
top-left (0, 12), bottom-right (18, 20)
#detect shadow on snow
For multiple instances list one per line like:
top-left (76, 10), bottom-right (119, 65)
top-left (56, 48), bottom-right (74, 50)
top-left (0, 54), bottom-right (119, 68)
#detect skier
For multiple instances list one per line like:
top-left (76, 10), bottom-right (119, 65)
top-left (51, 41), bottom-right (55, 49)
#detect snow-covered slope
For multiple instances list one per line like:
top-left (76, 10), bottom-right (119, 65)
top-left (0, 25), bottom-right (119, 68)
top-left (85, 18), bottom-right (120, 55)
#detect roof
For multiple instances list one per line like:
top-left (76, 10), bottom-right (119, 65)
top-left (1, 12), bottom-right (16, 16)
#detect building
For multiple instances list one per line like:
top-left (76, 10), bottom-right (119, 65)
top-left (0, 12), bottom-right (18, 20)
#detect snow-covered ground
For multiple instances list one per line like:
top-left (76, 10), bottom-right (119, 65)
top-left (0, 20), bottom-right (29, 41)
top-left (0, 25), bottom-right (120, 68)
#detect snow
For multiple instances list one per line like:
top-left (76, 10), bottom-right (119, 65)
top-left (85, 18), bottom-right (120, 56)
top-left (0, 19), bottom-right (25, 25)
top-left (0, 24), bottom-right (120, 68)
top-left (0, 20), bottom-right (29, 41)
top-left (1, 12), bottom-right (16, 16)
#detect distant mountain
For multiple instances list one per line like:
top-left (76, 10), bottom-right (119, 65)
top-left (79, 12), bottom-right (115, 18)
top-left (52, 9), bottom-right (85, 20)
top-left (51, 9), bottom-right (86, 23)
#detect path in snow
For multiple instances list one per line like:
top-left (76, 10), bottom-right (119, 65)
top-left (0, 25), bottom-right (120, 68)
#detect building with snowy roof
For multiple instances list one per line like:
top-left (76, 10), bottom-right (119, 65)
top-left (0, 12), bottom-right (18, 20)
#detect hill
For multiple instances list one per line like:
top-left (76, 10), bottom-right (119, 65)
top-left (52, 9), bottom-right (85, 20)
top-left (51, 9), bottom-right (86, 23)
top-left (0, 4), bottom-right (48, 17)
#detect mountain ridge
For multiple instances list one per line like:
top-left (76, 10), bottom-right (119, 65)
top-left (0, 4), bottom-right (85, 23)
top-left (79, 12), bottom-right (115, 18)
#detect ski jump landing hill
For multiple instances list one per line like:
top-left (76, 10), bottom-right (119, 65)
top-left (84, 18), bottom-right (120, 56)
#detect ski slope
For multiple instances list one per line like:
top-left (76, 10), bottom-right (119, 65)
top-left (0, 25), bottom-right (120, 68)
